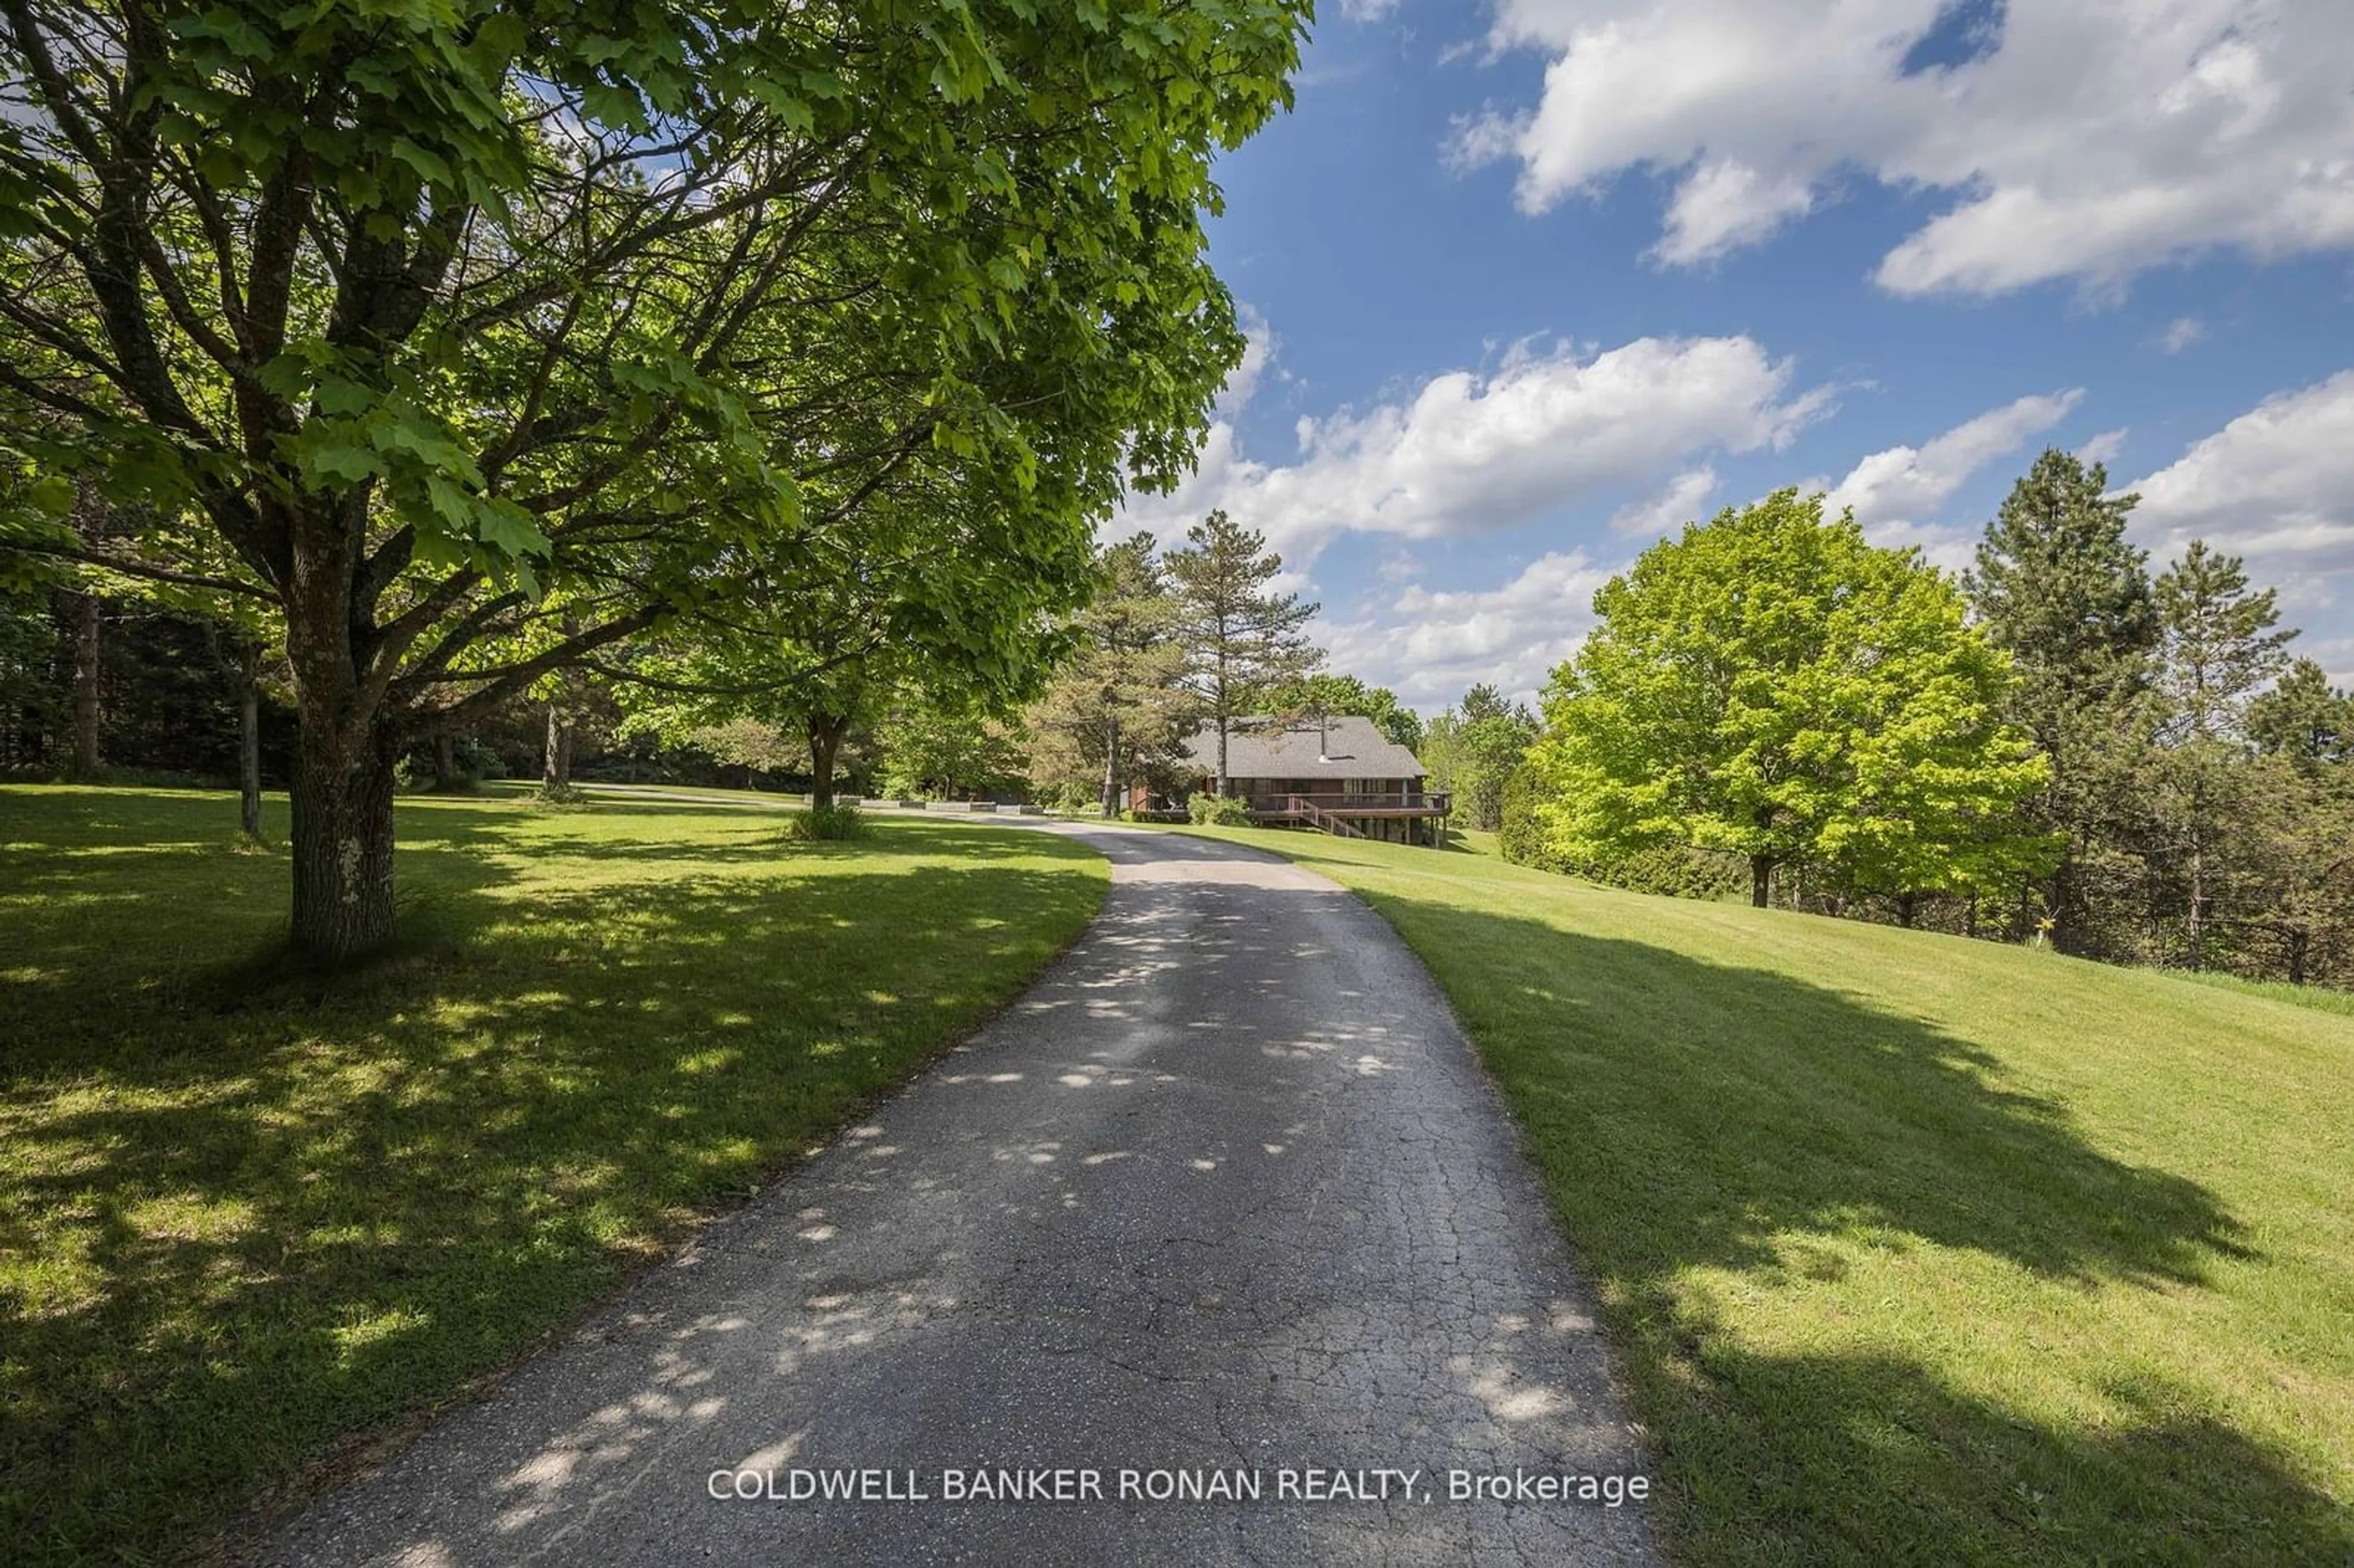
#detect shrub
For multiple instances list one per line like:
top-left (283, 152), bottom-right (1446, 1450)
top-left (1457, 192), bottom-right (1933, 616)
top-left (784, 804), bottom-right (866, 842)
top-left (1187, 792), bottom-right (1252, 826)
top-left (1497, 759), bottom-right (1558, 867)
top-left (1499, 759), bottom-right (1744, 899)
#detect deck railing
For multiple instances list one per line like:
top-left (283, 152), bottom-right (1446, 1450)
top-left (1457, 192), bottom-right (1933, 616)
top-left (1238, 791), bottom-right (1452, 815)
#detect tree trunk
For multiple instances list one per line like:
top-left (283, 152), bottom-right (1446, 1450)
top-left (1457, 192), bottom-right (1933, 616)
top-left (807, 714), bottom-right (844, 810)
top-left (2047, 853), bottom-right (2082, 954)
top-left (2288, 929), bottom-right (2309, 986)
top-left (432, 731), bottom-right (457, 791)
top-left (1216, 715), bottom-right (1230, 796)
top-left (278, 511), bottom-right (405, 961)
top-left (1897, 892), bottom-right (1918, 929)
top-left (239, 677), bottom-right (263, 839)
top-left (288, 721), bottom-right (397, 962)
top-left (543, 704), bottom-right (572, 788)
top-left (69, 592), bottom-right (101, 779)
top-left (1101, 716), bottom-right (1120, 818)
top-left (1750, 856), bottom-right (1773, 908)
top-left (2185, 840), bottom-right (2206, 971)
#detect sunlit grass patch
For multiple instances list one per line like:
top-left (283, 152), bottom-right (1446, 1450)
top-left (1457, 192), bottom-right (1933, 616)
top-left (1179, 824), bottom-right (2354, 1567)
top-left (0, 785), bottom-right (1105, 1566)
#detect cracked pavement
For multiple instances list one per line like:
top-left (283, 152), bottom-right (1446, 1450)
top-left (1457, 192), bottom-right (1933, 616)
top-left (260, 824), bottom-right (1658, 1566)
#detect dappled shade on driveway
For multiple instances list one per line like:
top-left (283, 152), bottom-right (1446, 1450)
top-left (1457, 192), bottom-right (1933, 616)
top-left (262, 824), bottom-right (1657, 1566)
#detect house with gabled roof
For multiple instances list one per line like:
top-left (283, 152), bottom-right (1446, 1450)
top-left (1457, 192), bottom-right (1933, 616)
top-left (1152, 715), bottom-right (1450, 845)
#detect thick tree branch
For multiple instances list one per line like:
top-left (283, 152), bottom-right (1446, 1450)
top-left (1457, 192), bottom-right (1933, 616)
top-left (1, 535), bottom-right (276, 601)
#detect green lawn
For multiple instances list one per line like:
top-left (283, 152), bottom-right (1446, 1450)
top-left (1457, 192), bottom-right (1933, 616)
top-left (0, 786), bottom-right (1106, 1566)
top-left (1180, 824), bottom-right (2354, 1567)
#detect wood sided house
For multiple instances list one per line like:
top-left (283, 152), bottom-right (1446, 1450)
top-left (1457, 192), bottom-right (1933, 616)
top-left (1139, 715), bottom-right (1451, 846)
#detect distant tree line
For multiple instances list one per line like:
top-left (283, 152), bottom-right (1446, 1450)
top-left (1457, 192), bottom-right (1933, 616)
top-left (1496, 452), bottom-right (2354, 989)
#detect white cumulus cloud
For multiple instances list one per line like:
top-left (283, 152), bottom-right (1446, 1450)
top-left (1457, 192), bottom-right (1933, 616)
top-left (1826, 390), bottom-right (2084, 529)
top-left (2078, 428), bottom-right (2129, 467)
top-left (1610, 466), bottom-right (1718, 536)
top-left (1455, 0), bottom-right (2354, 296)
top-left (2128, 370), bottom-right (2354, 613)
top-left (1119, 333), bottom-right (1832, 569)
top-left (1332, 550), bottom-right (1618, 712)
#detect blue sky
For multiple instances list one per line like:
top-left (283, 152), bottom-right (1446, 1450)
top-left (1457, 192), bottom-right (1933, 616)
top-left (1116, 0), bottom-right (2354, 714)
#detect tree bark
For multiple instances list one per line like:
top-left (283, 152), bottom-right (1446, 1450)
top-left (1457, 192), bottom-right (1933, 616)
top-left (2046, 853), bottom-right (2082, 954)
top-left (279, 508), bottom-right (405, 961)
top-left (1101, 715), bottom-right (1120, 818)
top-left (543, 704), bottom-right (572, 788)
top-left (288, 721), bottom-right (397, 962)
top-left (1750, 855), bottom-right (1773, 908)
top-left (2289, 929), bottom-right (2309, 986)
top-left (239, 676), bottom-right (263, 839)
top-left (806, 713), bottom-right (845, 809)
top-left (69, 592), bottom-right (101, 779)
top-left (1216, 714), bottom-right (1229, 796)
top-left (432, 731), bottom-right (457, 791)
top-left (1897, 892), bottom-right (1918, 929)
top-left (2185, 839), bottom-right (2206, 971)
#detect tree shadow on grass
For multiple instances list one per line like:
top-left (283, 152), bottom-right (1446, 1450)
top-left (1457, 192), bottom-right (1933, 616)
top-left (1664, 1339), bottom-right (2354, 1567)
top-left (0, 793), bottom-right (1104, 1566)
top-left (1349, 892), bottom-right (2342, 1566)
top-left (1375, 902), bottom-right (2252, 1290)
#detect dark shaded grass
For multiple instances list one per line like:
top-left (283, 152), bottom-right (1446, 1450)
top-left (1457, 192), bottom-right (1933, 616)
top-left (0, 787), bottom-right (1106, 1565)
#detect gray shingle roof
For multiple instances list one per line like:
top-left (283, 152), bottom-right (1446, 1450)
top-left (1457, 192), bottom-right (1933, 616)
top-left (1178, 716), bottom-right (1424, 781)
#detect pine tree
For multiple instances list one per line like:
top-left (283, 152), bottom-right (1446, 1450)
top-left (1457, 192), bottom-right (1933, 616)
top-left (2243, 659), bottom-right (2354, 983)
top-left (1964, 448), bottom-right (2158, 951)
top-left (2247, 658), bottom-right (2348, 765)
top-left (1446, 684), bottom-right (1539, 832)
top-left (1026, 534), bottom-right (1193, 816)
top-left (1165, 511), bottom-right (1322, 793)
top-left (2149, 540), bottom-right (2296, 969)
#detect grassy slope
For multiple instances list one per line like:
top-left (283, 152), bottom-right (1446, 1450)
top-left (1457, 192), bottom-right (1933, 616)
top-left (1179, 825), bottom-right (2354, 1567)
top-left (0, 787), bottom-right (1105, 1566)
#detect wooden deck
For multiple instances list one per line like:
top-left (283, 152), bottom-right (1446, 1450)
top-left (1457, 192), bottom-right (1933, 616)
top-left (1240, 792), bottom-right (1452, 821)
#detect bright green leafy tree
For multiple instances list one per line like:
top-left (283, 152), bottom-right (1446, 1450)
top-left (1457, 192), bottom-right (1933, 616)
top-left (1528, 489), bottom-right (2052, 909)
top-left (0, 0), bottom-right (1309, 957)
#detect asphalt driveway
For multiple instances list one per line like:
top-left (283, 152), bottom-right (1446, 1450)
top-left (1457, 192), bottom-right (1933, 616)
top-left (261, 824), bottom-right (1656, 1566)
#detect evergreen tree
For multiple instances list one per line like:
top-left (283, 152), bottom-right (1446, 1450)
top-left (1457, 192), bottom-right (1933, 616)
top-left (2250, 657), bottom-right (2353, 767)
top-left (1444, 685), bottom-right (1539, 832)
top-left (2221, 662), bottom-right (2354, 985)
top-left (1260, 672), bottom-right (1422, 751)
top-left (1166, 511), bottom-right (1322, 792)
top-left (1026, 534), bottom-right (1192, 815)
top-left (2236, 750), bottom-right (2354, 984)
top-left (1964, 448), bottom-right (2159, 951)
top-left (2148, 541), bottom-right (2296, 969)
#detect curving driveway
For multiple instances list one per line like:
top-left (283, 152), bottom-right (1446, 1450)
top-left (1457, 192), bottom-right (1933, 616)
top-left (262, 824), bottom-right (1656, 1566)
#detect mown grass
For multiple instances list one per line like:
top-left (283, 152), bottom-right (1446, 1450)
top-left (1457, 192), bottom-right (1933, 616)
top-left (0, 786), bottom-right (1105, 1566)
top-left (2160, 967), bottom-right (2354, 1018)
top-left (1179, 824), bottom-right (2354, 1567)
